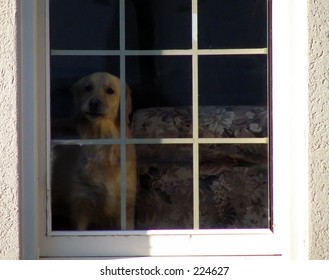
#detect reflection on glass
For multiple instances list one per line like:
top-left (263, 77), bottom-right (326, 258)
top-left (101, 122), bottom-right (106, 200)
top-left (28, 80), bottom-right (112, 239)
top-left (199, 144), bottom-right (269, 229)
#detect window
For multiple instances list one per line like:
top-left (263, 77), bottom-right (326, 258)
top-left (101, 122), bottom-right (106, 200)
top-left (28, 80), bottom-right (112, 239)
top-left (50, 0), bottom-right (270, 233)
top-left (20, 0), bottom-right (309, 259)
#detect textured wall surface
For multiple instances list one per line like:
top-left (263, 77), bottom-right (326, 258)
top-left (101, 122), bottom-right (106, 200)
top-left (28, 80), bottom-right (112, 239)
top-left (309, 0), bottom-right (329, 259)
top-left (0, 0), bottom-right (20, 259)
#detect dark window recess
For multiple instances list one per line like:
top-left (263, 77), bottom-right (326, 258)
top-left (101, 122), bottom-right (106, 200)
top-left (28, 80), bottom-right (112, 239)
top-left (126, 56), bottom-right (192, 110)
top-left (50, 0), bottom-right (120, 50)
top-left (125, 0), bottom-right (192, 50)
top-left (199, 55), bottom-right (268, 107)
top-left (198, 0), bottom-right (268, 49)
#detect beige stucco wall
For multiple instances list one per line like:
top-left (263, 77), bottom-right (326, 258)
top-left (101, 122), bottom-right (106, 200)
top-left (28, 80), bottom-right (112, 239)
top-left (0, 0), bottom-right (20, 259)
top-left (309, 0), bottom-right (329, 259)
top-left (0, 0), bottom-right (328, 260)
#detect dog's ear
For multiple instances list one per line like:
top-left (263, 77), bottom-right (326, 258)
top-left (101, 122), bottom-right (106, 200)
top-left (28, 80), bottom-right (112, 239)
top-left (125, 85), bottom-right (133, 126)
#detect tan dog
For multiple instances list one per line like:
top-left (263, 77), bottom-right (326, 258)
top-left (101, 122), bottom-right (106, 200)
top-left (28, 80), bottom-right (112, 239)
top-left (52, 72), bottom-right (137, 230)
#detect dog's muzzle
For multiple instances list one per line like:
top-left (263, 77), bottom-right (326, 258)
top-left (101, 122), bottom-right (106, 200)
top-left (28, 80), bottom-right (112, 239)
top-left (88, 98), bottom-right (103, 116)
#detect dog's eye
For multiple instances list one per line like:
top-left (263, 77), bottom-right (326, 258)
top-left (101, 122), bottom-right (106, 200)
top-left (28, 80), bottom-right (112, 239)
top-left (84, 85), bottom-right (93, 92)
top-left (105, 88), bottom-right (115, 95)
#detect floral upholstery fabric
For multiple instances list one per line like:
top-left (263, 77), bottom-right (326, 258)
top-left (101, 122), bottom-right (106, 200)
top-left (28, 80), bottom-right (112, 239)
top-left (132, 106), bottom-right (267, 138)
top-left (132, 106), bottom-right (269, 229)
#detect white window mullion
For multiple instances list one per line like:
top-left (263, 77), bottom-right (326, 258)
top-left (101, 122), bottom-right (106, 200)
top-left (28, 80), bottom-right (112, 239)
top-left (51, 50), bottom-right (121, 56)
top-left (198, 138), bottom-right (269, 144)
top-left (45, 0), bottom-right (53, 234)
top-left (119, 0), bottom-right (127, 230)
top-left (192, 0), bottom-right (200, 230)
top-left (198, 48), bottom-right (268, 55)
top-left (51, 49), bottom-right (268, 57)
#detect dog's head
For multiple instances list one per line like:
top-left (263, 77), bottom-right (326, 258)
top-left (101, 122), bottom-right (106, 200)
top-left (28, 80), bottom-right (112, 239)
top-left (72, 72), bottom-right (132, 125)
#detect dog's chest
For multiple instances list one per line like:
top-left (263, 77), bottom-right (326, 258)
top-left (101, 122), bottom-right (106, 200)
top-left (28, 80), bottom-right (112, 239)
top-left (79, 145), bottom-right (121, 192)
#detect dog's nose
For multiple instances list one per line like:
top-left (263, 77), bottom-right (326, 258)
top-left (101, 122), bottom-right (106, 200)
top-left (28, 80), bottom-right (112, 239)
top-left (89, 98), bottom-right (101, 113)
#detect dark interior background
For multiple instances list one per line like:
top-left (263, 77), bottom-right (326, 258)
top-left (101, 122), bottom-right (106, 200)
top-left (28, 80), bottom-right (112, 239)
top-left (50, 0), bottom-right (268, 120)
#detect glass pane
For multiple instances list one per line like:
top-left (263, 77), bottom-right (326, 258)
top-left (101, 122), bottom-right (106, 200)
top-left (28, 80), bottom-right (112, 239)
top-left (199, 106), bottom-right (268, 138)
top-left (199, 55), bottom-right (268, 106)
top-left (50, 56), bottom-right (120, 138)
top-left (199, 144), bottom-right (269, 229)
top-left (135, 144), bottom-right (193, 229)
top-left (127, 56), bottom-right (192, 138)
top-left (51, 144), bottom-right (137, 231)
top-left (125, 0), bottom-right (192, 50)
top-left (198, 55), bottom-right (268, 138)
top-left (132, 107), bottom-right (193, 138)
top-left (50, 0), bottom-right (119, 50)
top-left (198, 0), bottom-right (268, 49)
top-left (50, 62), bottom-right (137, 231)
top-left (49, 0), bottom-right (271, 235)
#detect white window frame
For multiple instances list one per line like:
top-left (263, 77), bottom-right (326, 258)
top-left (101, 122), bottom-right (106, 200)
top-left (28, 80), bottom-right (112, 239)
top-left (20, 0), bottom-right (309, 259)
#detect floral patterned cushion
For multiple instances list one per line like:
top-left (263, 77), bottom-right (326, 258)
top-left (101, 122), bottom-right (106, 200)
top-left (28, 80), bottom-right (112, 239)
top-left (132, 106), bottom-right (267, 138)
top-left (132, 106), bottom-right (269, 229)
